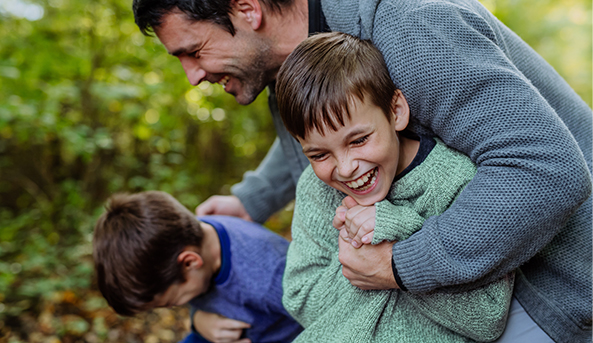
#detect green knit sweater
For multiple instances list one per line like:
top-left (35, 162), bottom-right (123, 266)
top-left (283, 139), bottom-right (514, 342)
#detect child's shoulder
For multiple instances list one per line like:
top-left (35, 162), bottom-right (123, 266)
top-left (423, 139), bottom-right (476, 178)
top-left (199, 215), bottom-right (287, 246)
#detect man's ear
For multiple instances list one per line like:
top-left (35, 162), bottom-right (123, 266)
top-left (232, 0), bottom-right (263, 30)
top-left (177, 249), bottom-right (204, 271)
top-left (391, 89), bottom-right (410, 132)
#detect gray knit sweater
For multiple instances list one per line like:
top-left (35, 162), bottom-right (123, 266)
top-left (233, 0), bottom-right (592, 341)
top-left (284, 139), bottom-right (513, 342)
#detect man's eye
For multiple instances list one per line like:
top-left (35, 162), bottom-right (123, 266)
top-left (351, 135), bottom-right (369, 145)
top-left (190, 50), bottom-right (200, 58)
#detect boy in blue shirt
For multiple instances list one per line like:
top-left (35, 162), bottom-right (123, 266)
top-left (93, 190), bottom-right (302, 343)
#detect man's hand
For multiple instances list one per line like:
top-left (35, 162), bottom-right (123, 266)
top-left (333, 196), bottom-right (376, 248)
top-left (196, 195), bottom-right (252, 221)
top-left (338, 235), bottom-right (399, 290)
top-left (193, 310), bottom-right (251, 343)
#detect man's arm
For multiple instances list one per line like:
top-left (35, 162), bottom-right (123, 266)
top-left (227, 137), bottom-right (296, 223)
top-left (384, 3), bottom-right (590, 293)
top-left (330, 0), bottom-right (591, 293)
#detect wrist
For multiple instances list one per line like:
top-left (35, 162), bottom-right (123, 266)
top-left (391, 257), bottom-right (407, 291)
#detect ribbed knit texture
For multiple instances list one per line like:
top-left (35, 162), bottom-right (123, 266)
top-left (316, 0), bottom-right (592, 341)
top-left (284, 140), bottom-right (513, 342)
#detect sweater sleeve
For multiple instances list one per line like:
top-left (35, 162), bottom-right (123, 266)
top-left (231, 137), bottom-right (297, 223)
top-left (371, 200), bottom-right (425, 244)
top-left (370, 1), bottom-right (592, 293)
top-left (282, 167), bottom-right (347, 328)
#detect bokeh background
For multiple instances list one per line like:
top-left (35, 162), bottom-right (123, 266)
top-left (0, 0), bottom-right (590, 342)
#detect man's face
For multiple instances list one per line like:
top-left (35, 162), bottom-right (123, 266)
top-left (155, 11), bottom-right (277, 105)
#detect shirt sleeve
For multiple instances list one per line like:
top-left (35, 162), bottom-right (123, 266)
top-left (231, 137), bottom-right (297, 223)
top-left (371, 2), bottom-right (591, 292)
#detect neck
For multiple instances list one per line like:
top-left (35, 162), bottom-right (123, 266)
top-left (263, 0), bottom-right (309, 73)
top-left (199, 222), bottom-right (222, 276)
top-left (396, 135), bottom-right (421, 175)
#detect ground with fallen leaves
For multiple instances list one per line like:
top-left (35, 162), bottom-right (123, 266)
top-left (1, 289), bottom-right (191, 343)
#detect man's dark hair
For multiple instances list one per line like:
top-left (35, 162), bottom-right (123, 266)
top-left (276, 32), bottom-right (397, 140)
top-left (92, 191), bottom-right (204, 316)
top-left (133, 0), bottom-right (293, 36)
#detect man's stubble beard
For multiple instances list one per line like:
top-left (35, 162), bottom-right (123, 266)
top-left (233, 38), bottom-right (278, 105)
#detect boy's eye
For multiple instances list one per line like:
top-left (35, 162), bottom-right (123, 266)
top-left (351, 135), bottom-right (369, 145)
top-left (308, 153), bottom-right (327, 161)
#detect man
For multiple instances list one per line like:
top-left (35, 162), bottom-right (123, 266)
top-left (132, 0), bottom-right (592, 342)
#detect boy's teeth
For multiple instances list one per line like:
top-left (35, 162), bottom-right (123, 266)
top-left (347, 168), bottom-right (376, 190)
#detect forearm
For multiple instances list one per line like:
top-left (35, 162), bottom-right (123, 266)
top-left (231, 138), bottom-right (296, 223)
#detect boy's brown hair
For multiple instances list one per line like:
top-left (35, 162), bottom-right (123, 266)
top-left (93, 191), bottom-right (204, 316)
top-left (276, 32), bottom-right (397, 140)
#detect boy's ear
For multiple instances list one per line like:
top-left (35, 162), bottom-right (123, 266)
top-left (177, 249), bottom-right (203, 271)
top-left (231, 0), bottom-right (263, 31)
top-left (391, 89), bottom-right (410, 132)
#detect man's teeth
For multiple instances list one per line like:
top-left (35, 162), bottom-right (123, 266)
top-left (347, 169), bottom-right (377, 190)
top-left (218, 75), bottom-right (230, 88)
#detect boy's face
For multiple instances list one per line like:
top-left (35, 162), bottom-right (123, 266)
top-left (298, 94), bottom-right (408, 206)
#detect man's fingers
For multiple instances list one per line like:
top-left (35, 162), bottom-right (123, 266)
top-left (196, 199), bottom-right (215, 215)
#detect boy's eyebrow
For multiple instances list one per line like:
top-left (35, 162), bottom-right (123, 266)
top-left (302, 146), bottom-right (322, 154)
top-left (301, 128), bottom-right (370, 154)
top-left (343, 128), bottom-right (368, 143)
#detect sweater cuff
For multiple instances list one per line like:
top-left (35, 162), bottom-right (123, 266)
top-left (232, 181), bottom-right (277, 224)
top-left (391, 258), bottom-right (408, 291)
top-left (372, 200), bottom-right (425, 244)
top-left (391, 227), bottom-right (440, 293)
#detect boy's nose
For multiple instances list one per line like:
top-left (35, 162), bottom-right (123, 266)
top-left (179, 56), bottom-right (207, 86)
top-left (336, 157), bottom-right (358, 179)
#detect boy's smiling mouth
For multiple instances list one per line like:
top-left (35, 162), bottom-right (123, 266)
top-left (342, 167), bottom-right (378, 192)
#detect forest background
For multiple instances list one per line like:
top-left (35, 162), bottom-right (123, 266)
top-left (0, 0), bottom-right (591, 342)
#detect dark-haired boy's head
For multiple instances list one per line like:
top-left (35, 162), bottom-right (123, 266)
top-left (93, 191), bottom-right (204, 316)
top-left (276, 32), bottom-right (397, 140)
top-left (133, 0), bottom-right (293, 36)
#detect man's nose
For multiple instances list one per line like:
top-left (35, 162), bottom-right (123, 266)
top-left (179, 56), bottom-right (207, 86)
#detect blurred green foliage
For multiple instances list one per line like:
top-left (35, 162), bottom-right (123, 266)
top-left (0, 0), bottom-right (590, 340)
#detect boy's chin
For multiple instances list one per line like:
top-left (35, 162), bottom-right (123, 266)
top-left (347, 190), bottom-right (390, 206)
